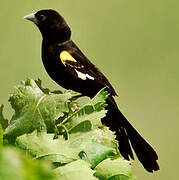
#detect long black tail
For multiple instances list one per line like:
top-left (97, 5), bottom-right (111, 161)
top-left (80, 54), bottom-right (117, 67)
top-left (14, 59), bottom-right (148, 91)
top-left (102, 96), bottom-right (159, 172)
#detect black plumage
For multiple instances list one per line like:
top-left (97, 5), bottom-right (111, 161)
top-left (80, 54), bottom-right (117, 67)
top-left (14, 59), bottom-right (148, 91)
top-left (24, 9), bottom-right (159, 172)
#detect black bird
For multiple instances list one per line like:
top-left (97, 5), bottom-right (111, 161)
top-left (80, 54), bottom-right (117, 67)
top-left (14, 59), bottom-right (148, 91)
top-left (24, 9), bottom-right (159, 172)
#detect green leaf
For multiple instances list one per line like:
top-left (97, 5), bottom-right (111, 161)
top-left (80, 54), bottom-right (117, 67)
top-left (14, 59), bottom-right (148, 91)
top-left (16, 127), bottom-right (119, 169)
top-left (4, 79), bottom-right (77, 141)
top-left (0, 147), bottom-right (57, 180)
top-left (61, 88), bottom-right (108, 134)
top-left (0, 123), bottom-right (3, 147)
top-left (35, 79), bottom-right (51, 94)
top-left (0, 104), bottom-right (8, 130)
top-left (54, 160), bottom-right (98, 180)
top-left (1, 78), bottom-right (135, 179)
top-left (89, 88), bottom-right (108, 108)
top-left (0, 105), bottom-right (8, 146)
top-left (72, 96), bottom-right (91, 108)
top-left (15, 131), bottom-right (78, 167)
top-left (94, 158), bottom-right (135, 180)
top-left (69, 128), bottom-right (118, 168)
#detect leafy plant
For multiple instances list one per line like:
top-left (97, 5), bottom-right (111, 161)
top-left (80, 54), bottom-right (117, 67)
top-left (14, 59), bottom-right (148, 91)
top-left (0, 79), bottom-right (136, 180)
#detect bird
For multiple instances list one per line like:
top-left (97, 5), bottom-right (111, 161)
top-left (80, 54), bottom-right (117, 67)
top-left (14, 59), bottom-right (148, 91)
top-left (24, 9), bottom-right (159, 172)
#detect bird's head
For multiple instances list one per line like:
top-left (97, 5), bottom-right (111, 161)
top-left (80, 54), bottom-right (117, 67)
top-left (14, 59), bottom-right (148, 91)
top-left (24, 9), bottom-right (71, 43)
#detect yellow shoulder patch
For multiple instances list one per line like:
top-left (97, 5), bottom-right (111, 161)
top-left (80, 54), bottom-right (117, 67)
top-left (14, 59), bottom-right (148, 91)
top-left (60, 51), bottom-right (77, 66)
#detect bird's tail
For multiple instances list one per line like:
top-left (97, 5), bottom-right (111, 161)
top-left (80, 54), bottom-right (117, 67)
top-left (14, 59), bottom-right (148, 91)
top-left (103, 96), bottom-right (159, 172)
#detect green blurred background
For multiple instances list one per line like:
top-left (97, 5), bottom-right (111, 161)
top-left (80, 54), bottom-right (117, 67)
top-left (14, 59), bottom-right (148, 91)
top-left (0, 0), bottom-right (178, 179)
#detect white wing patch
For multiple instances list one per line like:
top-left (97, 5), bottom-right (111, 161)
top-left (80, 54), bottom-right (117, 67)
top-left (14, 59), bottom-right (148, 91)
top-left (60, 50), bottom-right (94, 81)
top-left (86, 74), bottom-right (95, 80)
top-left (75, 69), bottom-right (94, 80)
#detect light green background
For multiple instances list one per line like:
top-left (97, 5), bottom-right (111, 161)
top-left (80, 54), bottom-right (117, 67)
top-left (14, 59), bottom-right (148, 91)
top-left (0, 1), bottom-right (178, 179)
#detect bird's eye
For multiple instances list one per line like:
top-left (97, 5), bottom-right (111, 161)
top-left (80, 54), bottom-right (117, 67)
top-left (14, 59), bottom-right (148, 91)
top-left (39, 14), bottom-right (46, 21)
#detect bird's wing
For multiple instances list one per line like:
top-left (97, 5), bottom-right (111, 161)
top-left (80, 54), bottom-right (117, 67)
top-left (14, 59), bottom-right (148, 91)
top-left (59, 50), bottom-right (95, 80)
top-left (59, 47), bottom-right (117, 96)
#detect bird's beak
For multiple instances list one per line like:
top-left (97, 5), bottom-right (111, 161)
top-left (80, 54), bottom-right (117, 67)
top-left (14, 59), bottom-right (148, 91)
top-left (24, 12), bottom-right (37, 24)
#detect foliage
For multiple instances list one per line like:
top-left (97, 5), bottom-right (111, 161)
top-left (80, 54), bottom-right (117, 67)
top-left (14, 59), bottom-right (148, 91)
top-left (0, 79), bottom-right (135, 180)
